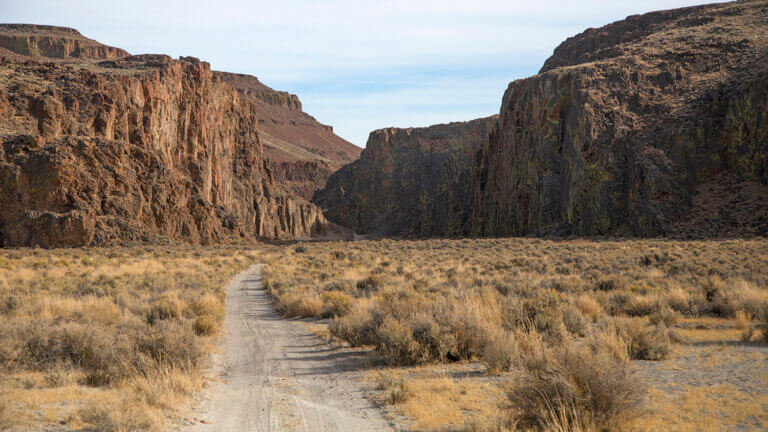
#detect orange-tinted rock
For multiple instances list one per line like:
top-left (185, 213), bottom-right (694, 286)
top-left (0, 39), bottom-right (328, 246)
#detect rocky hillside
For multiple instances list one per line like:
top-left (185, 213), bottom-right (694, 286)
top-left (313, 117), bottom-right (496, 236)
top-left (468, 0), bottom-right (768, 238)
top-left (317, 0), bottom-right (768, 239)
top-left (0, 25), bottom-right (329, 247)
top-left (0, 24), bottom-right (128, 59)
top-left (218, 72), bottom-right (361, 200)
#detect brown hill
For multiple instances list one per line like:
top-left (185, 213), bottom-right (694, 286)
top-left (0, 26), bottom-right (330, 247)
top-left (217, 72), bottom-right (361, 200)
top-left (313, 117), bottom-right (496, 236)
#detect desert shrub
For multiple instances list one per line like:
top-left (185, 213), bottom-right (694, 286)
top-left (574, 294), bottom-right (603, 322)
top-left (734, 310), bottom-right (754, 342)
top-left (280, 293), bottom-right (323, 317)
top-left (593, 274), bottom-right (629, 291)
top-left (433, 294), bottom-right (500, 360)
top-left (329, 300), bottom-right (378, 346)
top-left (136, 321), bottom-right (206, 370)
top-left (500, 295), bottom-right (525, 330)
top-left (463, 415), bottom-right (516, 432)
top-left (552, 276), bottom-right (585, 293)
top-left (80, 397), bottom-right (159, 432)
top-left (507, 336), bottom-right (643, 431)
top-left (145, 297), bottom-right (180, 325)
top-left (321, 291), bottom-right (353, 317)
top-left (381, 377), bottom-right (412, 405)
top-left (193, 315), bottom-right (219, 336)
top-left (482, 331), bottom-right (519, 374)
top-left (710, 278), bottom-right (768, 317)
top-left (649, 306), bottom-right (679, 326)
top-left (1, 295), bottom-right (19, 315)
top-left (560, 305), bottom-right (588, 336)
top-left (356, 274), bottom-right (383, 292)
top-left (666, 286), bottom-right (704, 316)
top-left (190, 293), bottom-right (225, 322)
top-left (408, 311), bottom-right (457, 361)
top-left (519, 291), bottom-right (568, 341)
top-left (599, 317), bottom-right (672, 360)
top-left (376, 317), bottom-right (428, 365)
top-left (604, 291), bottom-right (634, 315)
top-left (330, 250), bottom-right (347, 260)
top-left (622, 295), bottom-right (657, 317)
top-left (321, 280), bottom-right (352, 293)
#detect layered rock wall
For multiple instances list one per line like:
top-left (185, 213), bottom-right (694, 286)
top-left (468, 0), bottom-right (768, 237)
top-left (0, 50), bottom-right (327, 246)
top-left (313, 117), bottom-right (495, 236)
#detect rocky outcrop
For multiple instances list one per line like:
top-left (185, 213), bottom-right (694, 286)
top-left (0, 36), bottom-right (328, 246)
top-left (315, 0), bottom-right (768, 239)
top-left (0, 24), bottom-right (129, 59)
top-left (218, 72), bottom-right (361, 200)
top-left (468, 0), bottom-right (768, 237)
top-left (313, 118), bottom-right (496, 236)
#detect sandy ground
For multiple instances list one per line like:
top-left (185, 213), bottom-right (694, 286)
top-left (176, 265), bottom-right (394, 432)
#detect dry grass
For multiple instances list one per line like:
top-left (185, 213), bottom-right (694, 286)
top-left (4, 237), bottom-right (766, 431)
top-left (641, 385), bottom-right (768, 432)
top-left (374, 367), bottom-right (508, 432)
top-left (0, 245), bottom-right (263, 431)
top-left (264, 237), bottom-right (768, 431)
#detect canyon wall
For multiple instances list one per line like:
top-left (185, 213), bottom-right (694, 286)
top-left (218, 72), bottom-right (361, 200)
top-left (0, 26), bottom-right (328, 247)
top-left (468, 0), bottom-right (768, 238)
top-left (313, 117), bottom-right (495, 236)
top-left (315, 0), bottom-right (768, 239)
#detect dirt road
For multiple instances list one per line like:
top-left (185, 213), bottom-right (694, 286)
top-left (180, 265), bottom-right (393, 432)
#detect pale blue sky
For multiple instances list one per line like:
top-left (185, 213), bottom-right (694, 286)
top-left (3, 0), bottom-right (719, 146)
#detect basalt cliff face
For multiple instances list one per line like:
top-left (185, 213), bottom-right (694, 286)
top-left (313, 117), bottom-right (496, 236)
top-left (218, 72), bottom-right (361, 200)
top-left (316, 0), bottom-right (768, 239)
top-left (0, 24), bottom-right (129, 59)
top-left (468, 0), bottom-right (768, 238)
top-left (0, 25), bottom-right (328, 247)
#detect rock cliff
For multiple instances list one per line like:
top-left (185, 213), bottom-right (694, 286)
top-left (315, 0), bottom-right (768, 239)
top-left (468, 0), bottom-right (768, 237)
top-left (313, 117), bottom-right (496, 236)
top-left (0, 26), bottom-right (328, 247)
top-left (0, 24), bottom-right (129, 59)
top-left (218, 72), bottom-right (361, 200)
